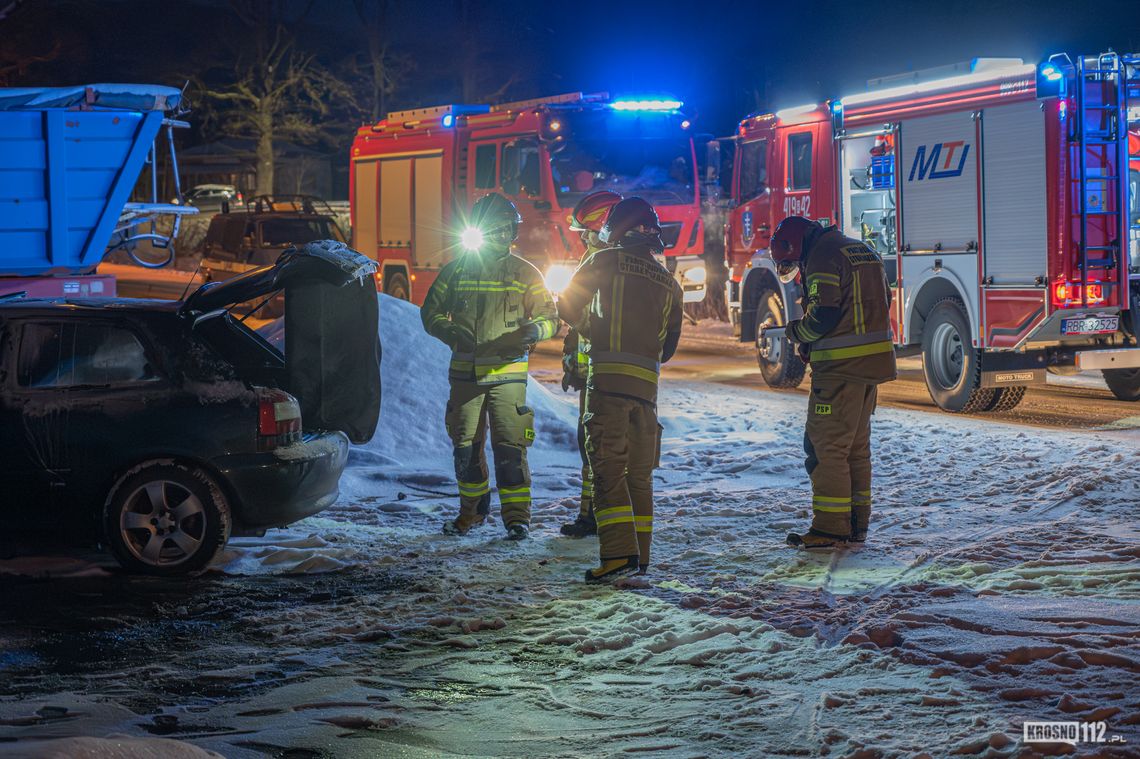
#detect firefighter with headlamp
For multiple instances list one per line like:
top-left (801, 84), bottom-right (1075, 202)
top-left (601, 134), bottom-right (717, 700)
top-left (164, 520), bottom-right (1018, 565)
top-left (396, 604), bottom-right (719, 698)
top-left (559, 197), bottom-right (684, 582)
top-left (421, 192), bottom-right (560, 541)
top-left (560, 190), bottom-right (623, 538)
top-left (768, 215), bottom-right (896, 550)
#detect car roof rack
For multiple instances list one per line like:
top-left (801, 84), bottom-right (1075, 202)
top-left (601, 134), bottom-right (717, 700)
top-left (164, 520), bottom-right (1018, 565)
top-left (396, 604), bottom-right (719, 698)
top-left (242, 194), bottom-right (335, 216)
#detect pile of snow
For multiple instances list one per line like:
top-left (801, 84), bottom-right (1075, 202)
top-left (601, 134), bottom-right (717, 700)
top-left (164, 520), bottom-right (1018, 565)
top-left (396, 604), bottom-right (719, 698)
top-left (260, 294), bottom-right (577, 474)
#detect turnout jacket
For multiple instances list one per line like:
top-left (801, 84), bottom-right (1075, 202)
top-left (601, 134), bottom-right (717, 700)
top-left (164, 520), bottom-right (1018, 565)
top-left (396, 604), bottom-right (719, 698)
top-left (558, 244), bottom-right (684, 403)
top-left (787, 229), bottom-right (897, 384)
top-left (421, 250), bottom-right (559, 385)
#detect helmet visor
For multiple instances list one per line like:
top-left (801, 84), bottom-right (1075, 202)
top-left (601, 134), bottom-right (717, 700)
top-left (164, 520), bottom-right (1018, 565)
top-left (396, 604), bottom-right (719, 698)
top-left (776, 260), bottom-right (800, 284)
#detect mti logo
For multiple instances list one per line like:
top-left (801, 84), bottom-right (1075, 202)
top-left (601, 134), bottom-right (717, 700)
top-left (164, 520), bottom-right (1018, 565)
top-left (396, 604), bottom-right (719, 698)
top-left (908, 141), bottom-right (970, 181)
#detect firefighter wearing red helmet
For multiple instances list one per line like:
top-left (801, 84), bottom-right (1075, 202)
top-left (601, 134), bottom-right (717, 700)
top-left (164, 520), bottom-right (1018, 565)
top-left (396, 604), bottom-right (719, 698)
top-left (421, 193), bottom-right (559, 541)
top-left (560, 190), bottom-right (623, 539)
top-left (769, 216), bottom-right (896, 549)
top-left (559, 197), bottom-right (684, 582)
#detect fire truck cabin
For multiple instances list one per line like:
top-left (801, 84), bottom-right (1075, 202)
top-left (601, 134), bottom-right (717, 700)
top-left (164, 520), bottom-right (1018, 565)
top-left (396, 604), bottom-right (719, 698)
top-left (350, 93), bottom-right (706, 306)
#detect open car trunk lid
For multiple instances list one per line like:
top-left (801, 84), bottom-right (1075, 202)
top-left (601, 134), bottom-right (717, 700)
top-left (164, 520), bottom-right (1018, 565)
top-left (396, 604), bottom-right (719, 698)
top-left (183, 241), bottom-right (381, 444)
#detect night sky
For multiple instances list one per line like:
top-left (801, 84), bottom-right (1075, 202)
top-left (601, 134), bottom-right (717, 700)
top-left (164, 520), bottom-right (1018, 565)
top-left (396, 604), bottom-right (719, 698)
top-left (3, 0), bottom-right (1138, 138)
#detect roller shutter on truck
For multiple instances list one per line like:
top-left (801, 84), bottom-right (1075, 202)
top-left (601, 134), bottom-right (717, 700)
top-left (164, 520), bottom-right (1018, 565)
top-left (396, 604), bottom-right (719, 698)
top-left (979, 101), bottom-right (1048, 286)
top-left (354, 153), bottom-right (445, 269)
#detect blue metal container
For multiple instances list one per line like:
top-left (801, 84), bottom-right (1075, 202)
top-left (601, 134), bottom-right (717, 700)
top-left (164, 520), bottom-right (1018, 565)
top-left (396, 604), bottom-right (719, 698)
top-left (0, 84), bottom-right (182, 276)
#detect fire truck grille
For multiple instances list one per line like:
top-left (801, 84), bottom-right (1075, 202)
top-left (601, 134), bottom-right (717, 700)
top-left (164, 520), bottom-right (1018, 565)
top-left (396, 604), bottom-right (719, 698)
top-left (659, 222), bottom-right (682, 249)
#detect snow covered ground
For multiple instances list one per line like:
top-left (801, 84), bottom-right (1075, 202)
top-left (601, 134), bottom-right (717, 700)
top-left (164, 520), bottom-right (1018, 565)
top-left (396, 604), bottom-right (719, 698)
top-left (1, 296), bottom-right (1138, 758)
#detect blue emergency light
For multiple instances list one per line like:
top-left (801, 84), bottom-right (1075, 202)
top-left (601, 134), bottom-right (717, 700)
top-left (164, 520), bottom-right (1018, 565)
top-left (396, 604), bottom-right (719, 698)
top-left (610, 98), bottom-right (683, 112)
top-left (1036, 58), bottom-right (1068, 99)
top-left (441, 114), bottom-right (455, 128)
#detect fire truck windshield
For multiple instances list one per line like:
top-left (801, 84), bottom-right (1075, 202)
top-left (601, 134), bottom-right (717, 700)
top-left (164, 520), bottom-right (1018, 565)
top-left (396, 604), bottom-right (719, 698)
top-left (548, 110), bottom-right (695, 206)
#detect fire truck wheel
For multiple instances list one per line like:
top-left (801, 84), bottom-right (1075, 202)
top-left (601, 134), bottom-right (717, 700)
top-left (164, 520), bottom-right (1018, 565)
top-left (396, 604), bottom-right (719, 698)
top-left (1102, 368), bottom-right (1140, 402)
top-left (984, 386), bottom-right (1027, 412)
top-left (755, 288), bottom-right (806, 389)
top-left (921, 297), bottom-right (996, 413)
top-left (385, 271), bottom-right (411, 301)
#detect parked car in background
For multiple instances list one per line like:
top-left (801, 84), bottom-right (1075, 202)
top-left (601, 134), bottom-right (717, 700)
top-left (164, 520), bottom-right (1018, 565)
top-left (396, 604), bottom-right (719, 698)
top-left (199, 195), bottom-right (346, 280)
top-left (0, 241), bottom-right (381, 575)
top-left (178, 183), bottom-right (244, 210)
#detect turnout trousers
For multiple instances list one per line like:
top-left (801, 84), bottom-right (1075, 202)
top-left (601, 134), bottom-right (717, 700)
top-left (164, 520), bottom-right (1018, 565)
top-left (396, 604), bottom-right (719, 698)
top-left (576, 387), bottom-right (595, 520)
top-left (803, 376), bottom-right (878, 539)
top-left (584, 390), bottom-right (661, 566)
top-left (445, 380), bottom-right (535, 528)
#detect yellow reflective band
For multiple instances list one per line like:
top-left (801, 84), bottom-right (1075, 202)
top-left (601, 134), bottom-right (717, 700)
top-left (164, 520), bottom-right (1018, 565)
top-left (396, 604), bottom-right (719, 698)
top-left (500, 486), bottom-right (530, 495)
top-left (536, 319), bottom-right (558, 341)
top-left (429, 314), bottom-right (448, 324)
top-left (450, 359), bottom-right (474, 371)
top-left (813, 495), bottom-right (851, 513)
top-left (477, 360), bottom-right (529, 378)
top-left (592, 362), bottom-right (659, 384)
top-left (528, 283), bottom-right (548, 294)
top-left (458, 483), bottom-right (490, 497)
top-left (796, 324), bottom-right (822, 342)
top-left (808, 272), bottom-right (841, 285)
top-left (500, 495), bottom-right (531, 504)
top-left (852, 270), bottom-right (865, 335)
top-left (634, 515), bottom-right (653, 533)
top-left (813, 504), bottom-right (852, 513)
top-left (597, 515), bottom-right (635, 528)
top-left (595, 506), bottom-right (633, 518)
top-left (810, 340), bottom-right (894, 363)
top-left (813, 495), bottom-right (851, 503)
top-left (611, 276), bottom-right (624, 351)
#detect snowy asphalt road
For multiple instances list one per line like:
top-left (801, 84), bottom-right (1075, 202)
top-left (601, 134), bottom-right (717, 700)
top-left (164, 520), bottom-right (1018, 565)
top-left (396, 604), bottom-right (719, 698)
top-left (1, 302), bottom-right (1138, 758)
top-left (528, 321), bottom-right (1140, 432)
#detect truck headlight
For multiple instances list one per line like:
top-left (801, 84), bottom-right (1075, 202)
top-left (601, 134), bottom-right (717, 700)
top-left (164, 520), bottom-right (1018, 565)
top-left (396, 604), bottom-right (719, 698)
top-left (544, 264), bottom-right (575, 295)
top-left (683, 266), bottom-right (707, 285)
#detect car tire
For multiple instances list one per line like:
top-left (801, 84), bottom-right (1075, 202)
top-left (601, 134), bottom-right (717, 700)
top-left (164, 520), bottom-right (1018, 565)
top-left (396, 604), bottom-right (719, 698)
top-left (104, 462), bottom-right (231, 576)
top-left (755, 287), bottom-right (806, 389)
top-left (1103, 368), bottom-right (1140, 402)
top-left (385, 271), bottom-right (411, 301)
top-left (921, 297), bottom-right (996, 413)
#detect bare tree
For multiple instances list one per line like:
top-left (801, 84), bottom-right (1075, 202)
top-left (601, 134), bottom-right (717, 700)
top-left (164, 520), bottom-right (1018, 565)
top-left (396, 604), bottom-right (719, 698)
top-left (193, 1), bottom-right (349, 195)
top-left (350, 0), bottom-right (414, 121)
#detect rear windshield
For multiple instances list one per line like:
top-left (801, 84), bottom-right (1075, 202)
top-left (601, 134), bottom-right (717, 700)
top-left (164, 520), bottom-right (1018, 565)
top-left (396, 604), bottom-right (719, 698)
top-left (259, 218), bottom-right (343, 247)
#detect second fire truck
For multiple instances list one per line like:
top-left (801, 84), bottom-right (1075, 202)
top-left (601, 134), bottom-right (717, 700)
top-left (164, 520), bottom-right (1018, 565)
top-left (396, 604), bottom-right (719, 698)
top-left (725, 53), bottom-right (1140, 412)
top-left (350, 92), bottom-right (706, 305)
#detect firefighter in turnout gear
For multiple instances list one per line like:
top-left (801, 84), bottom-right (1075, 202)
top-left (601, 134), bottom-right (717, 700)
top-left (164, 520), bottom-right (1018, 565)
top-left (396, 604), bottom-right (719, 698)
top-left (421, 193), bottom-right (559, 540)
top-left (770, 216), bottom-right (897, 550)
top-left (560, 190), bottom-right (623, 539)
top-left (559, 197), bottom-right (684, 582)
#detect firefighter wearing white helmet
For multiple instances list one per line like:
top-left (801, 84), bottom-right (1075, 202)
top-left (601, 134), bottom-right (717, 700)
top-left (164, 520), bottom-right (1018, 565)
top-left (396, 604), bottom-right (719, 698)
top-left (769, 216), bottom-right (896, 549)
top-left (559, 197), bottom-right (684, 582)
top-left (421, 193), bottom-right (559, 541)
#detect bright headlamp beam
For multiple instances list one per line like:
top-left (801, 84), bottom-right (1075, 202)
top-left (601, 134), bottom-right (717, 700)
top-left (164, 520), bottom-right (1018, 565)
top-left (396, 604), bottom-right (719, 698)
top-left (460, 227), bottom-right (484, 251)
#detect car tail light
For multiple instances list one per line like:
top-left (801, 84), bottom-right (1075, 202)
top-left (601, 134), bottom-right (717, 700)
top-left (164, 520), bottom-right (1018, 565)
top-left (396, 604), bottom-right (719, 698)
top-left (237, 191), bottom-right (244, 203)
top-left (257, 388), bottom-right (301, 450)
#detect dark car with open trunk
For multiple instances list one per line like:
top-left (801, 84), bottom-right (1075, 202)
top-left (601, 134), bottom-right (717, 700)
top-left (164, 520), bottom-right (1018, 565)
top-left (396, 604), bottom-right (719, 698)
top-left (0, 241), bottom-right (381, 575)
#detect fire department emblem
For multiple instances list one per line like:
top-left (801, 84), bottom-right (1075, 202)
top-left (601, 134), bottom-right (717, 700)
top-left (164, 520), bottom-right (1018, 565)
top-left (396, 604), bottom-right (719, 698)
top-left (741, 210), bottom-right (754, 246)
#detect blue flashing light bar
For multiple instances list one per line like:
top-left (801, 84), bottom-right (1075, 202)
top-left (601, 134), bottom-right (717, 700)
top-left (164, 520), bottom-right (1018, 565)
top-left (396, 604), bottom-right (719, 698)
top-left (610, 98), bottom-right (683, 112)
top-left (1040, 64), bottom-right (1063, 82)
top-left (441, 113), bottom-right (455, 128)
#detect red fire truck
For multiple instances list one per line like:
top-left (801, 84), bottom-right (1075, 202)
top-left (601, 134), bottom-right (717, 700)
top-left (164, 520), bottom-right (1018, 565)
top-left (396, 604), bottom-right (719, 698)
top-left (724, 53), bottom-right (1140, 412)
top-left (350, 92), bottom-right (706, 304)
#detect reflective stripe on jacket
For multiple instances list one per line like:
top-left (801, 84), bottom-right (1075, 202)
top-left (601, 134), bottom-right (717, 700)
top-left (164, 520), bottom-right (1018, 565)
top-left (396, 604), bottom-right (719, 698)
top-left (421, 250), bottom-right (559, 385)
top-left (791, 230), bottom-right (896, 384)
top-left (558, 245), bottom-right (684, 403)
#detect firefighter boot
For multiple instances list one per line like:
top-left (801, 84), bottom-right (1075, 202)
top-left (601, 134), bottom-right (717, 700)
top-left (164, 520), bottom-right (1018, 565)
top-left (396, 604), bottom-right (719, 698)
top-left (850, 501), bottom-right (871, 544)
top-left (584, 555), bottom-right (639, 583)
top-left (561, 510), bottom-right (596, 537)
top-left (505, 523), bottom-right (529, 541)
top-left (787, 529), bottom-right (847, 550)
top-left (443, 494), bottom-right (490, 536)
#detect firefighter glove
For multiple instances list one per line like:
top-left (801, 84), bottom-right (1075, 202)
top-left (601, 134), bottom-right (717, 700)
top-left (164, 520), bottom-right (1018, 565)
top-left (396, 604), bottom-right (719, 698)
top-left (561, 352), bottom-right (584, 392)
top-left (797, 340), bottom-right (811, 364)
top-left (440, 323), bottom-right (476, 353)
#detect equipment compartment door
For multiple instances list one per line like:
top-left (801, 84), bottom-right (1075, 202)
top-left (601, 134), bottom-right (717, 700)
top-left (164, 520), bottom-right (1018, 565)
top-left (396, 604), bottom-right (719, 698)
top-left (980, 101), bottom-right (1048, 286)
top-left (898, 111), bottom-right (979, 255)
top-left (414, 154), bottom-right (445, 268)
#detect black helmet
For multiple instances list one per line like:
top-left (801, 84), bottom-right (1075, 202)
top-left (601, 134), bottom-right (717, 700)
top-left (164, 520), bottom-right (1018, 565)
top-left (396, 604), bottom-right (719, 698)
top-left (598, 196), bottom-right (663, 252)
top-left (470, 192), bottom-right (522, 243)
